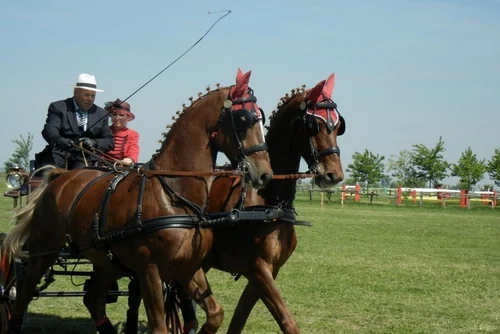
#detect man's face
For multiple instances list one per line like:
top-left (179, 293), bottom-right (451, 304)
top-left (74, 88), bottom-right (96, 112)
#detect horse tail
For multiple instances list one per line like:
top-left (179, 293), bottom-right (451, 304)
top-left (2, 166), bottom-right (66, 259)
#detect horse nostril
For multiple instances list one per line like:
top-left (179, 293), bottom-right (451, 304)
top-left (260, 173), bottom-right (272, 185)
top-left (326, 172), bottom-right (335, 182)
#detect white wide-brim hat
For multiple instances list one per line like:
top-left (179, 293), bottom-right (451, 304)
top-left (69, 73), bottom-right (104, 92)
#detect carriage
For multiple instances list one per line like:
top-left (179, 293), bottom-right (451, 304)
top-left (0, 71), bottom-right (345, 334)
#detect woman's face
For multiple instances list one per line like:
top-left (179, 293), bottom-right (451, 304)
top-left (111, 112), bottom-right (128, 129)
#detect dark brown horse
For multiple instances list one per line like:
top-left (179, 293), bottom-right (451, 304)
top-left (1, 68), bottom-right (273, 334)
top-left (126, 73), bottom-right (345, 333)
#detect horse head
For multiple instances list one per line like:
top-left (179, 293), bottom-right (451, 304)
top-left (157, 68), bottom-right (272, 190)
top-left (209, 68), bottom-right (272, 189)
top-left (267, 73), bottom-right (345, 189)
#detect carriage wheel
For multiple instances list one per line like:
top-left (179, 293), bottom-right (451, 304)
top-left (0, 233), bottom-right (25, 334)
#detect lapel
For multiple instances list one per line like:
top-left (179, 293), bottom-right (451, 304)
top-left (86, 105), bottom-right (98, 134)
top-left (64, 98), bottom-right (79, 134)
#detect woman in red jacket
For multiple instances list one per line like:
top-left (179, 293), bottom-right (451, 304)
top-left (104, 99), bottom-right (139, 165)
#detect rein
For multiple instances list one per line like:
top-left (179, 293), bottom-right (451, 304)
top-left (70, 143), bottom-right (315, 180)
top-left (76, 10), bottom-right (232, 140)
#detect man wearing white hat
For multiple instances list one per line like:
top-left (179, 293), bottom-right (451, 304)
top-left (38, 73), bottom-right (114, 169)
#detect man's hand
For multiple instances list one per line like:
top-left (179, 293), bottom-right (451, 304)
top-left (80, 138), bottom-right (97, 150)
top-left (56, 137), bottom-right (74, 150)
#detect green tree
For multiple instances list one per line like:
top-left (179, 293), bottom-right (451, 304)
top-left (380, 175), bottom-right (392, 188)
top-left (4, 133), bottom-right (34, 171)
top-left (411, 136), bottom-right (450, 188)
top-left (389, 180), bottom-right (400, 189)
top-left (486, 148), bottom-right (500, 187)
top-left (346, 149), bottom-right (385, 191)
top-left (481, 184), bottom-right (495, 191)
top-left (450, 147), bottom-right (486, 190)
top-left (387, 150), bottom-right (425, 187)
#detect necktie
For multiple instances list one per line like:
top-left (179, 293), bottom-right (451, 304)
top-left (76, 110), bottom-right (87, 133)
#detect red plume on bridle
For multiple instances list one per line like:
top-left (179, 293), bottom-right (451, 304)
top-left (305, 73), bottom-right (339, 126)
top-left (306, 73), bottom-right (335, 104)
top-left (230, 68), bottom-right (252, 100)
top-left (226, 68), bottom-right (263, 120)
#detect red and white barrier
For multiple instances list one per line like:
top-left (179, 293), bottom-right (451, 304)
top-left (396, 186), bottom-right (497, 208)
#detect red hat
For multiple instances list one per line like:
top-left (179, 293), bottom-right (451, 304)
top-left (105, 98), bottom-right (135, 121)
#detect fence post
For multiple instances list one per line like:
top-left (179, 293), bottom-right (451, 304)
top-left (411, 190), bottom-right (416, 204)
top-left (342, 184), bottom-right (348, 201)
top-left (460, 189), bottom-right (465, 208)
top-left (493, 191), bottom-right (497, 208)
top-left (320, 192), bottom-right (324, 208)
top-left (355, 184), bottom-right (361, 202)
top-left (396, 186), bottom-right (402, 206)
top-left (481, 193), bottom-right (489, 205)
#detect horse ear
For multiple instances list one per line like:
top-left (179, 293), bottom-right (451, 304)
top-left (305, 79), bottom-right (325, 103)
top-left (235, 68), bottom-right (244, 85)
top-left (322, 73), bottom-right (335, 99)
top-left (242, 70), bottom-right (251, 85)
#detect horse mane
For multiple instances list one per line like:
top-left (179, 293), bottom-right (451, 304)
top-left (267, 84), bottom-right (307, 131)
top-left (156, 84), bottom-right (230, 150)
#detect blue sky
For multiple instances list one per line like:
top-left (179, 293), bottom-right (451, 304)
top-left (1, 0), bottom-right (499, 186)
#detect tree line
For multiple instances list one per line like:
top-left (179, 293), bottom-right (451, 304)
top-left (3, 134), bottom-right (500, 192)
top-left (345, 137), bottom-right (500, 191)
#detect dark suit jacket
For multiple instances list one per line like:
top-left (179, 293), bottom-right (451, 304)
top-left (41, 98), bottom-right (114, 161)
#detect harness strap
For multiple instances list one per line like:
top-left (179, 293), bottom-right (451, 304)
top-left (67, 171), bottom-right (115, 232)
top-left (133, 175), bottom-right (147, 226)
top-left (243, 142), bottom-right (268, 156)
top-left (96, 172), bottom-right (131, 238)
top-left (148, 159), bottom-right (205, 219)
top-left (232, 95), bottom-right (257, 104)
top-left (318, 146), bottom-right (340, 156)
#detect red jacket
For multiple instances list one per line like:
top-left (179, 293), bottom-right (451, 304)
top-left (107, 127), bottom-right (139, 162)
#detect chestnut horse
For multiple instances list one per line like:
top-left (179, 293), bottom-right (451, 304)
top-left (126, 73), bottom-right (345, 333)
top-left (1, 69), bottom-right (273, 334)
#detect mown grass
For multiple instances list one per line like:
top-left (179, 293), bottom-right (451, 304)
top-left (0, 184), bottom-right (499, 333)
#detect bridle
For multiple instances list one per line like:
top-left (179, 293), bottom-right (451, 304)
top-left (214, 87), bottom-right (268, 171)
top-left (299, 98), bottom-right (346, 175)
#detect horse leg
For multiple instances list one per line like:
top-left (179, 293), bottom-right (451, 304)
top-left (178, 287), bottom-right (198, 334)
top-left (138, 264), bottom-right (168, 334)
top-left (179, 268), bottom-right (223, 334)
top-left (8, 253), bottom-right (59, 333)
top-left (229, 264), bottom-right (299, 334)
top-left (124, 278), bottom-right (199, 334)
top-left (83, 265), bottom-right (123, 334)
top-left (225, 282), bottom-right (260, 334)
top-left (124, 276), bottom-right (142, 334)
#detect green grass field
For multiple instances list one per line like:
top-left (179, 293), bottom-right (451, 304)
top-left (0, 184), bottom-right (499, 333)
